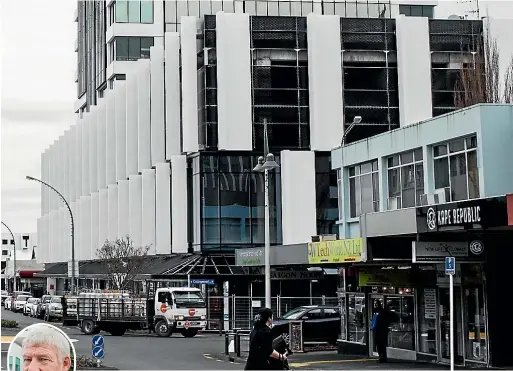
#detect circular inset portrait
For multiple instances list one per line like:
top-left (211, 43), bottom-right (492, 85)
top-left (7, 323), bottom-right (76, 371)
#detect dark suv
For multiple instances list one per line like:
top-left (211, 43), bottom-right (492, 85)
top-left (271, 305), bottom-right (341, 346)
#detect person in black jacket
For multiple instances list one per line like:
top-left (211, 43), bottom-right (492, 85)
top-left (373, 301), bottom-right (397, 363)
top-left (245, 308), bottom-right (288, 370)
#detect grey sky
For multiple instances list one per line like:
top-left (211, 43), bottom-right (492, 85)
top-left (0, 0), bottom-right (512, 234)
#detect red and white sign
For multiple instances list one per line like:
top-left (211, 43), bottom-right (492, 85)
top-left (188, 308), bottom-right (196, 316)
top-left (184, 321), bottom-right (190, 329)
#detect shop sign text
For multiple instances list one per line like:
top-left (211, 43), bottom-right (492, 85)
top-left (427, 205), bottom-right (481, 231)
top-left (308, 238), bottom-right (363, 264)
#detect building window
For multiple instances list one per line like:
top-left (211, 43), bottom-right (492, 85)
top-left (348, 160), bottom-right (379, 218)
top-left (1, 239), bottom-right (7, 245)
top-left (399, 5), bottom-right (434, 18)
top-left (315, 154), bottom-right (338, 235)
top-left (433, 136), bottom-right (479, 202)
top-left (2, 250), bottom-right (7, 256)
top-left (113, 0), bottom-right (153, 24)
top-left (196, 154), bottom-right (282, 252)
top-left (114, 37), bottom-right (154, 61)
top-left (387, 149), bottom-right (424, 209)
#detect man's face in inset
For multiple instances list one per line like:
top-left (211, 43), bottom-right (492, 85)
top-left (22, 343), bottom-right (71, 371)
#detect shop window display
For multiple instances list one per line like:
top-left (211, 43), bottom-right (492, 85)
top-left (385, 295), bottom-right (415, 350)
top-left (347, 294), bottom-right (366, 344)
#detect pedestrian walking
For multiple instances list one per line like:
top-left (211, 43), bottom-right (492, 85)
top-left (244, 307), bottom-right (288, 370)
top-left (371, 301), bottom-right (397, 363)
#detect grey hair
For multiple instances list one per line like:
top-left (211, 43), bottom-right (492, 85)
top-left (22, 325), bottom-right (71, 360)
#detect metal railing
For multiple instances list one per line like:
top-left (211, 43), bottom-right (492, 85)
top-left (207, 295), bottom-right (338, 331)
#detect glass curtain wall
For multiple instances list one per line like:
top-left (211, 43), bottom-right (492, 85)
top-left (196, 153), bottom-right (282, 252)
top-left (315, 154), bottom-right (338, 235)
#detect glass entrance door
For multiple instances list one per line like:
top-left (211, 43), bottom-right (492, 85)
top-left (369, 295), bottom-right (384, 356)
top-left (438, 286), bottom-right (464, 364)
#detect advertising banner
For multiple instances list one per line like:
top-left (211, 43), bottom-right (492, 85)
top-left (308, 238), bottom-right (363, 264)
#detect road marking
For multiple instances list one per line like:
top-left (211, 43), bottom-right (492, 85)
top-left (0, 337), bottom-right (15, 344)
top-left (289, 358), bottom-right (371, 368)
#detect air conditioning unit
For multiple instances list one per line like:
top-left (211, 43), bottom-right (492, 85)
top-left (434, 188), bottom-right (448, 203)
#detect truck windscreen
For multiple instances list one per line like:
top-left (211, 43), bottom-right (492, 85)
top-left (173, 292), bottom-right (206, 308)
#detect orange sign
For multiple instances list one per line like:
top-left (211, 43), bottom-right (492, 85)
top-left (160, 303), bottom-right (167, 313)
top-left (188, 308), bottom-right (196, 316)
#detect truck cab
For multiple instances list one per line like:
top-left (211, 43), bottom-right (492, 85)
top-left (153, 287), bottom-right (207, 338)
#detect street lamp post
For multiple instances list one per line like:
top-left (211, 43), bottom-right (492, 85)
top-left (341, 116), bottom-right (362, 146)
top-left (253, 119), bottom-right (280, 309)
top-left (26, 176), bottom-right (76, 295)
top-left (1, 222), bottom-right (16, 292)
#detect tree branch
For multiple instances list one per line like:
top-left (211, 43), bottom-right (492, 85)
top-left (96, 236), bottom-right (152, 291)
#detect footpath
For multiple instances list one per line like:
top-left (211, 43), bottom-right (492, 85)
top-left (206, 351), bottom-right (501, 370)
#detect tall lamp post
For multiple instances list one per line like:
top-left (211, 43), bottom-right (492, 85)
top-left (26, 176), bottom-right (76, 295)
top-left (252, 119), bottom-right (280, 309)
top-left (1, 222), bottom-right (16, 292)
top-left (341, 116), bottom-right (362, 146)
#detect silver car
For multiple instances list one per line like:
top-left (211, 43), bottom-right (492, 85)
top-left (45, 296), bottom-right (63, 321)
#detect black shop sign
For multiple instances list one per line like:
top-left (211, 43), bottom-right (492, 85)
top-left (416, 196), bottom-right (509, 233)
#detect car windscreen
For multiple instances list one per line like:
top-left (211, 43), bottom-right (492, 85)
top-left (27, 298), bottom-right (36, 303)
top-left (173, 292), bottom-right (205, 308)
top-left (282, 307), bottom-right (309, 320)
top-left (51, 297), bottom-right (61, 303)
top-left (17, 295), bottom-right (29, 301)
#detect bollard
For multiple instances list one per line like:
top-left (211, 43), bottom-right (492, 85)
top-left (236, 332), bottom-right (241, 358)
top-left (225, 332), bottom-right (230, 355)
top-left (219, 319), bottom-right (222, 336)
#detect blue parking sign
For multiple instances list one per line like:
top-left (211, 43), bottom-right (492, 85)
top-left (445, 256), bottom-right (455, 275)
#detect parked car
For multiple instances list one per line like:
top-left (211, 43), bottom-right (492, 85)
top-left (1, 290), bottom-right (9, 305)
top-left (45, 296), bottom-right (63, 321)
top-left (24, 297), bottom-right (41, 316)
top-left (6, 291), bottom-right (31, 311)
top-left (36, 295), bottom-right (52, 319)
top-left (271, 305), bottom-right (341, 346)
top-left (13, 294), bottom-right (32, 313)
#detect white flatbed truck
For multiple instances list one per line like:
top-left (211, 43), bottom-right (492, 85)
top-left (64, 286), bottom-right (207, 337)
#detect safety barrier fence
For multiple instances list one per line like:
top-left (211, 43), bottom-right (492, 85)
top-left (207, 295), bottom-right (338, 331)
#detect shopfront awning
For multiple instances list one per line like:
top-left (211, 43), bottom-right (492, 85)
top-left (35, 254), bottom-right (207, 279)
top-left (19, 270), bottom-right (41, 278)
top-left (158, 254), bottom-right (250, 276)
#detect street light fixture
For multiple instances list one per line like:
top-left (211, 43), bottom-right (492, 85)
top-left (1, 222), bottom-right (16, 292)
top-left (341, 116), bottom-right (362, 146)
top-left (252, 119), bottom-right (280, 309)
top-left (26, 175), bottom-right (76, 295)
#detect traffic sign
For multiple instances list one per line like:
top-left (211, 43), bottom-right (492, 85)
top-left (92, 335), bottom-right (104, 347)
top-left (92, 346), bottom-right (105, 359)
top-left (445, 256), bottom-right (455, 275)
top-left (191, 279), bottom-right (215, 285)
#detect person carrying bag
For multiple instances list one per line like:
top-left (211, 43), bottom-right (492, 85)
top-left (244, 308), bottom-right (288, 370)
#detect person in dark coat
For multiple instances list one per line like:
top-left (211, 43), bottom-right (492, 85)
top-left (245, 308), bottom-right (288, 370)
top-left (373, 301), bottom-right (397, 363)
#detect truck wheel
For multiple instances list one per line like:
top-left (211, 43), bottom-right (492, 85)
top-left (81, 319), bottom-right (97, 335)
top-left (155, 320), bottom-right (172, 337)
top-left (109, 327), bottom-right (126, 336)
top-left (181, 329), bottom-right (198, 338)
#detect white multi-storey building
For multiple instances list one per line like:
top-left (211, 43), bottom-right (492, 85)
top-left (37, 1), bottom-right (512, 294)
